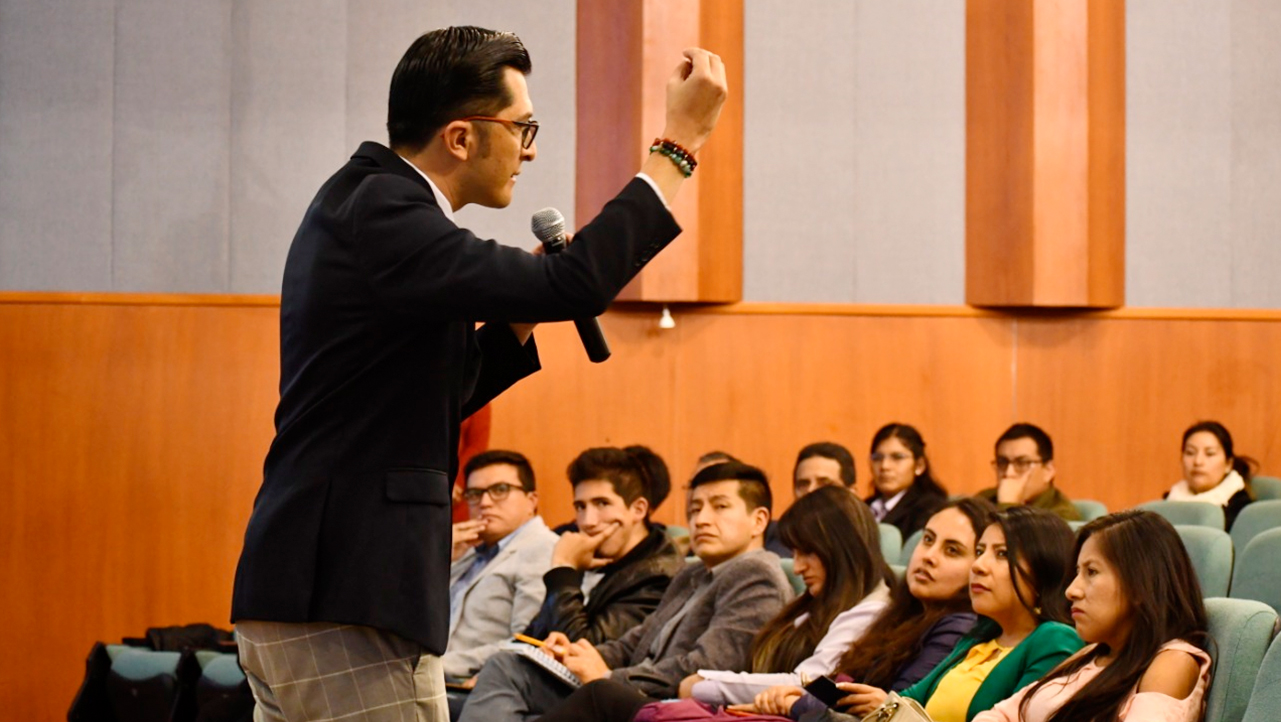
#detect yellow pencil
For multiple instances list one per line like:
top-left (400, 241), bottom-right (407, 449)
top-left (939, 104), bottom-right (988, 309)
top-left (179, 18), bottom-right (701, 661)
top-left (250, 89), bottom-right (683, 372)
top-left (513, 633), bottom-right (546, 648)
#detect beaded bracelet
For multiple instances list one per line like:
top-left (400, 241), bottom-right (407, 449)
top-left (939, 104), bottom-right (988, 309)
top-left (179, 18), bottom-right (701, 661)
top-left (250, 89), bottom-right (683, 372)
top-left (649, 137), bottom-right (698, 178)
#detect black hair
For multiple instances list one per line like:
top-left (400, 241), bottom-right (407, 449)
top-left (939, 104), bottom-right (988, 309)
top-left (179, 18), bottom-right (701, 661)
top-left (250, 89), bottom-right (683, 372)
top-left (464, 449), bottom-right (535, 491)
top-left (795, 441), bottom-right (857, 488)
top-left (625, 445), bottom-right (671, 510)
top-left (996, 422), bottom-right (1055, 462)
top-left (1028, 510), bottom-right (1209, 722)
top-left (688, 460), bottom-right (772, 514)
top-left (1182, 420), bottom-right (1256, 484)
top-left (566, 446), bottom-right (669, 516)
top-left (979, 506), bottom-right (1075, 634)
top-left (387, 26), bottom-right (532, 152)
top-left (869, 423), bottom-right (947, 497)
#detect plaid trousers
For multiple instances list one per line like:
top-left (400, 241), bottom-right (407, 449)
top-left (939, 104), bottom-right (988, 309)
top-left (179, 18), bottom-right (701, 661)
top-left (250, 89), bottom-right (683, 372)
top-left (236, 621), bottom-right (447, 722)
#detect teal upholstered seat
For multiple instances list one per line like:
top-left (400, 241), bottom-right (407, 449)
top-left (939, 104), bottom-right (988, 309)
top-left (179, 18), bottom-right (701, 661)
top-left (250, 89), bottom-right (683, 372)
top-left (1175, 525), bottom-right (1234, 597)
top-left (900, 528), bottom-right (923, 566)
top-left (1231, 500), bottom-right (1281, 555)
top-left (1072, 499), bottom-right (1108, 522)
top-left (1251, 476), bottom-right (1281, 501)
top-left (1205, 597), bottom-right (1279, 722)
top-left (1138, 500), bottom-right (1225, 529)
top-left (1242, 629), bottom-right (1281, 722)
top-left (1231, 528), bottom-right (1281, 613)
top-left (878, 523), bottom-right (902, 566)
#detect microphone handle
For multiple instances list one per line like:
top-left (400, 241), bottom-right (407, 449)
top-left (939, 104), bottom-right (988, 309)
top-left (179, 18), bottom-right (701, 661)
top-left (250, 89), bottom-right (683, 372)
top-left (540, 233), bottom-right (612, 364)
top-left (574, 317), bottom-right (612, 363)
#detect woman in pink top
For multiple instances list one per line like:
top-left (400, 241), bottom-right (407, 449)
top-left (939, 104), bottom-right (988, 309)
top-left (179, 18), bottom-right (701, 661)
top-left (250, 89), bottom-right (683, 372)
top-left (974, 510), bottom-right (1212, 722)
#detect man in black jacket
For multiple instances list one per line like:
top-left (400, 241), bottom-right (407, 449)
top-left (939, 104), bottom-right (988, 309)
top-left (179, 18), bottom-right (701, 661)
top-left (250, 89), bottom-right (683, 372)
top-left (231, 26), bottom-right (727, 722)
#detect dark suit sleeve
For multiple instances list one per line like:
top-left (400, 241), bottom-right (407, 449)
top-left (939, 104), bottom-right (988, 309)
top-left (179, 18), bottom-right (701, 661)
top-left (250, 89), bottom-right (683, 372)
top-left (350, 175), bottom-right (679, 323)
top-left (462, 322), bottom-right (539, 418)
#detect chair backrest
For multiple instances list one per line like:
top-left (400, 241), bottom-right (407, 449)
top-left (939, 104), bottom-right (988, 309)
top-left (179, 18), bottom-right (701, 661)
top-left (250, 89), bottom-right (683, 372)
top-left (1176, 525), bottom-right (1234, 597)
top-left (1252, 476), bottom-right (1281, 501)
top-left (900, 528), bottom-right (924, 566)
top-left (1231, 500), bottom-right (1281, 553)
top-left (1067, 520), bottom-right (1086, 532)
top-left (1138, 500), bottom-right (1226, 529)
top-left (1205, 597), bottom-right (1279, 722)
top-left (879, 523), bottom-right (903, 566)
top-left (889, 564), bottom-right (906, 583)
top-left (1072, 499), bottom-right (1108, 522)
top-left (778, 558), bottom-right (807, 595)
top-left (1231, 528), bottom-right (1281, 613)
top-left (1243, 630), bottom-right (1281, 722)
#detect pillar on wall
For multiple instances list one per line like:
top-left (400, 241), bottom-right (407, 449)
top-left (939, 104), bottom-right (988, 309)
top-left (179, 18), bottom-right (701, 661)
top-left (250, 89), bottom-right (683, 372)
top-left (576, 0), bottom-right (743, 303)
top-left (965, 0), bottom-right (1125, 308)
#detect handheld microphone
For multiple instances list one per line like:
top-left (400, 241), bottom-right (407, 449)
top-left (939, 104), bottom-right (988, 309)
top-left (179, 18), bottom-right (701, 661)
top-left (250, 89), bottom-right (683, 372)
top-left (530, 208), bottom-right (612, 363)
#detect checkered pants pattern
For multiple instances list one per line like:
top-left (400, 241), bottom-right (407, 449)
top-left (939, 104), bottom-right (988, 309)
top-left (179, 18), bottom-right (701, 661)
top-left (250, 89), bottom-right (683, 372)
top-left (236, 621), bottom-right (447, 722)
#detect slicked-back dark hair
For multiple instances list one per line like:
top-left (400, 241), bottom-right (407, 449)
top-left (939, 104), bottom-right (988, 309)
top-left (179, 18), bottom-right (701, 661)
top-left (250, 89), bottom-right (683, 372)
top-left (1026, 510), bottom-right (1209, 722)
top-left (688, 460), bottom-right (772, 514)
top-left (795, 441), bottom-right (856, 488)
top-left (387, 26), bottom-right (532, 152)
top-left (464, 449), bottom-right (535, 491)
top-left (996, 422), bottom-right (1054, 462)
top-left (566, 446), bottom-right (668, 515)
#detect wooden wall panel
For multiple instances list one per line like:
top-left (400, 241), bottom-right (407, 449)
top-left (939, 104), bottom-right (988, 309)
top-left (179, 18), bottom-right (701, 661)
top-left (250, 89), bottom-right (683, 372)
top-left (0, 300), bottom-right (278, 722)
top-left (1015, 315), bottom-right (1281, 510)
top-left (5, 297), bottom-right (1281, 719)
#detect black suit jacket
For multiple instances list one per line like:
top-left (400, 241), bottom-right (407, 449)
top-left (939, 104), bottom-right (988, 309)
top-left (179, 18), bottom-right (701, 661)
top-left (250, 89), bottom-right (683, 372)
top-left (231, 142), bottom-right (681, 653)
top-left (870, 483), bottom-right (949, 540)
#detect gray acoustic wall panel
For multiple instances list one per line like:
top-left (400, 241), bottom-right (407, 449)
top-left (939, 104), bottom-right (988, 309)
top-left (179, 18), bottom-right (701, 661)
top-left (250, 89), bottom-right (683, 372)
top-left (111, 0), bottom-right (233, 292)
top-left (229, 1), bottom-right (348, 294)
top-left (743, 1), bottom-right (965, 304)
top-left (0, 1), bottom-right (116, 290)
top-left (1128, 0), bottom-right (1281, 308)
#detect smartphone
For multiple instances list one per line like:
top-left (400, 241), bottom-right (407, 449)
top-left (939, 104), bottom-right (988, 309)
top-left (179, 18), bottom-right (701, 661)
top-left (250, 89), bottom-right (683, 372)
top-left (803, 675), bottom-right (845, 708)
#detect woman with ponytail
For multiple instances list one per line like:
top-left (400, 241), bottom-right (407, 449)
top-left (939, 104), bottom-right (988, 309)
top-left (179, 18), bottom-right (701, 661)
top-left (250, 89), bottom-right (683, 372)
top-left (1165, 420), bottom-right (1257, 530)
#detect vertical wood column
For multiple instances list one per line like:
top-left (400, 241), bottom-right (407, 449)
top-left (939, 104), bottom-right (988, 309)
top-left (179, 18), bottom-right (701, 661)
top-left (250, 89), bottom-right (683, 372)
top-left (966, 0), bottom-right (1125, 308)
top-left (576, 0), bottom-right (743, 303)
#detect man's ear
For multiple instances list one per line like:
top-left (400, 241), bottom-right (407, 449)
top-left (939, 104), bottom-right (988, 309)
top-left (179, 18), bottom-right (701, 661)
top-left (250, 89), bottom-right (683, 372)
top-left (752, 506), bottom-right (771, 537)
top-left (440, 120), bottom-right (473, 161)
top-left (629, 497), bottom-right (650, 522)
top-left (1042, 461), bottom-right (1056, 485)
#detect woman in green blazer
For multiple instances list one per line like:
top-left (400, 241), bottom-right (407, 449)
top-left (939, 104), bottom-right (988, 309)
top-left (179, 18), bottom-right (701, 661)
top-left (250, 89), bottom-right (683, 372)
top-left (817, 507), bottom-right (1084, 722)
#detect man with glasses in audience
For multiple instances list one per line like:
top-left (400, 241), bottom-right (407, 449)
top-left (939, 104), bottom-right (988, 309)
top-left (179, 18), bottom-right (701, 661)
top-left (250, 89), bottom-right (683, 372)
top-left (446, 450), bottom-right (559, 685)
top-left (976, 423), bottom-right (1081, 521)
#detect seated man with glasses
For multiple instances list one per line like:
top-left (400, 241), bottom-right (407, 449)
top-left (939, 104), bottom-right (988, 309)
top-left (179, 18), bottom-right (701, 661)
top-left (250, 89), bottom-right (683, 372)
top-left (975, 423), bottom-right (1081, 521)
top-left (446, 450), bottom-right (559, 685)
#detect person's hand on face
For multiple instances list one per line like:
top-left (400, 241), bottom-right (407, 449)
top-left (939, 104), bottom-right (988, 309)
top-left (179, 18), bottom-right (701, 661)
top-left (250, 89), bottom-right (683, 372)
top-left (451, 519), bottom-right (486, 561)
top-left (551, 521), bottom-right (619, 570)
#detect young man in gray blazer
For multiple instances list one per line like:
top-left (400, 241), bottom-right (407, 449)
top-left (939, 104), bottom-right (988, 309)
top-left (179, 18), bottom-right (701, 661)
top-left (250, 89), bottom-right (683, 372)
top-left (457, 461), bottom-right (794, 722)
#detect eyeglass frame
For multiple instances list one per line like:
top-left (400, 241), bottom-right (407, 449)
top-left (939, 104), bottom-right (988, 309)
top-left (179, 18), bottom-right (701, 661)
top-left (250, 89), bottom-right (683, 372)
top-left (458, 115), bottom-right (540, 149)
top-left (462, 482), bottom-right (530, 506)
top-left (991, 457), bottom-right (1045, 475)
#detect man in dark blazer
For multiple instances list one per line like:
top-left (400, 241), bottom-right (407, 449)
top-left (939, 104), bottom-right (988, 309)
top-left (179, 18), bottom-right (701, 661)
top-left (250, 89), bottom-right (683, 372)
top-left (231, 26), bottom-right (728, 722)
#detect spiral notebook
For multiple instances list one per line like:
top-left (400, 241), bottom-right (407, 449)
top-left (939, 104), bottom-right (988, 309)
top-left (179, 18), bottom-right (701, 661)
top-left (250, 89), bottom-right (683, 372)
top-left (507, 641), bottom-right (583, 689)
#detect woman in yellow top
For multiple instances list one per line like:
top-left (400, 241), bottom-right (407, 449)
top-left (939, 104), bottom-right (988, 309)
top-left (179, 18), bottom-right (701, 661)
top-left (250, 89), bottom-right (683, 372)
top-left (776, 507), bottom-right (1083, 722)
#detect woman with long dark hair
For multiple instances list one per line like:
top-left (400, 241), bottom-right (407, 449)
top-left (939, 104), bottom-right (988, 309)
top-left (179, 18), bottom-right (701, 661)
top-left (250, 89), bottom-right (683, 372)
top-left (681, 484), bottom-right (896, 704)
top-left (749, 497), bottom-right (997, 718)
top-left (865, 423), bottom-right (949, 538)
top-left (972, 510), bottom-right (1211, 722)
top-left (1164, 420), bottom-right (1257, 529)
top-left (799, 507), bottom-right (1083, 722)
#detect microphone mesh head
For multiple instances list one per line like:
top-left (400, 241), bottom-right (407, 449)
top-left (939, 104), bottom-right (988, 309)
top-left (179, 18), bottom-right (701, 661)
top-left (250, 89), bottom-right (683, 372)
top-left (531, 207), bottom-right (565, 243)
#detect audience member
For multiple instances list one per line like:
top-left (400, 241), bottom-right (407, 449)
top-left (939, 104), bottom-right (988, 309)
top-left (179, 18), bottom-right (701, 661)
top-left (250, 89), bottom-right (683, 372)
top-left (456, 447), bottom-right (685, 719)
top-left (866, 423), bottom-right (950, 537)
top-left (752, 497), bottom-right (998, 719)
top-left (1165, 420), bottom-right (1257, 530)
top-left (977, 424), bottom-right (1081, 522)
top-left (553, 443), bottom-right (671, 534)
top-left (459, 461), bottom-right (793, 722)
top-left (974, 510), bottom-right (1211, 722)
top-left (681, 485), bottom-right (894, 705)
top-left (444, 450), bottom-right (558, 682)
top-left (792, 442), bottom-right (857, 497)
top-left (804, 507), bottom-right (1083, 722)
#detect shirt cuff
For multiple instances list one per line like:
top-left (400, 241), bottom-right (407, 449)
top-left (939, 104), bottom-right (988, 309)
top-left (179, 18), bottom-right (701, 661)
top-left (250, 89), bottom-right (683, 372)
top-left (635, 172), bottom-right (670, 210)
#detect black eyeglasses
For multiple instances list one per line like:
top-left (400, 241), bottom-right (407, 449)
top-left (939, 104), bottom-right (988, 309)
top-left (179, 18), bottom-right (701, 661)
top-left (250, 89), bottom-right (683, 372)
top-left (459, 116), bottom-right (540, 149)
top-left (992, 457), bottom-right (1044, 474)
top-left (462, 482), bottom-right (527, 506)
